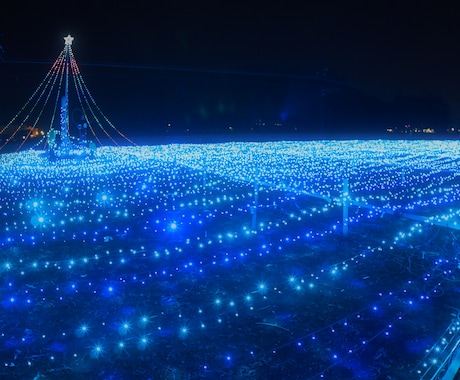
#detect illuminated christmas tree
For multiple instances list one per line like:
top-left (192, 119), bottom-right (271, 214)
top-left (0, 35), bottom-right (134, 157)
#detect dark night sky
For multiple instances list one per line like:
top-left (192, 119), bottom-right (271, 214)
top-left (1, 1), bottom-right (460, 136)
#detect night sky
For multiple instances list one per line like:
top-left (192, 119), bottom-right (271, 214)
top-left (1, 1), bottom-right (459, 137)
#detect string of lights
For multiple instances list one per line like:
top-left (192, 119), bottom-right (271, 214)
top-left (68, 48), bottom-right (136, 146)
top-left (0, 35), bottom-right (135, 154)
top-left (0, 140), bottom-right (459, 378)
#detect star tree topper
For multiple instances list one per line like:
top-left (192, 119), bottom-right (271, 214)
top-left (64, 35), bottom-right (74, 46)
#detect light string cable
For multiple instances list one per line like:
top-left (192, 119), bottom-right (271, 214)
top-left (69, 47), bottom-right (136, 146)
top-left (388, 219), bottom-right (460, 378)
top-left (0, 214), bottom-right (424, 378)
top-left (1, 141), bottom-right (459, 377)
top-left (220, 224), bottom-right (458, 378)
top-left (0, 53), bottom-right (63, 136)
top-left (30, 51), bottom-right (67, 151)
top-left (69, 48), bottom-right (116, 145)
top-left (40, 50), bottom-right (67, 149)
top-left (68, 49), bottom-right (102, 146)
top-left (7, 226), bottom-right (429, 378)
top-left (0, 165), bottom-right (437, 379)
top-left (0, 49), bottom-right (66, 151)
top-left (16, 51), bottom-right (67, 152)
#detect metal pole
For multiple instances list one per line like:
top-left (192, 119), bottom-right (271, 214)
top-left (203, 154), bottom-right (207, 188)
top-left (60, 36), bottom-right (72, 152)
top-left (343, 178), bottom-right (349, 235)
top-left (252, 168), bottom-right (259, 230)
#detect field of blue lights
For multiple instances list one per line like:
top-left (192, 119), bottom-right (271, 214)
top-left (1, 139), bottom-right (460, 379)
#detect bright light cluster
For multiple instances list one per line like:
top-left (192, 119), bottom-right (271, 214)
top-left (0, 140), bottom-right (459, 378)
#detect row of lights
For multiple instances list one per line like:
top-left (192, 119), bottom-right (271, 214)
top-left (0, 140), bottom-right (459, 378)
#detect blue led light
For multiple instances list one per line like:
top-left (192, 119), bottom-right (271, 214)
top-left (0, 139), bottom-right (459, 379)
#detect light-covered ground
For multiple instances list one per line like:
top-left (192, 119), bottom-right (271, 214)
top-left (0, 140), bottom-right (459, 379)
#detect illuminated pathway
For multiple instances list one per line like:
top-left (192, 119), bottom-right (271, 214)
top-left (0, 140), bottom-right (459, 379)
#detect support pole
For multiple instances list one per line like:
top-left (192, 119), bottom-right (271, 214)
top-left (203, 154), bottom-right (207, 188)
top-left (252, 168), bottom-right (259, 231)
top-left (343, 178), bottom-right (349, 235)
top-left (60, 38), bottom-right (72, 153)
